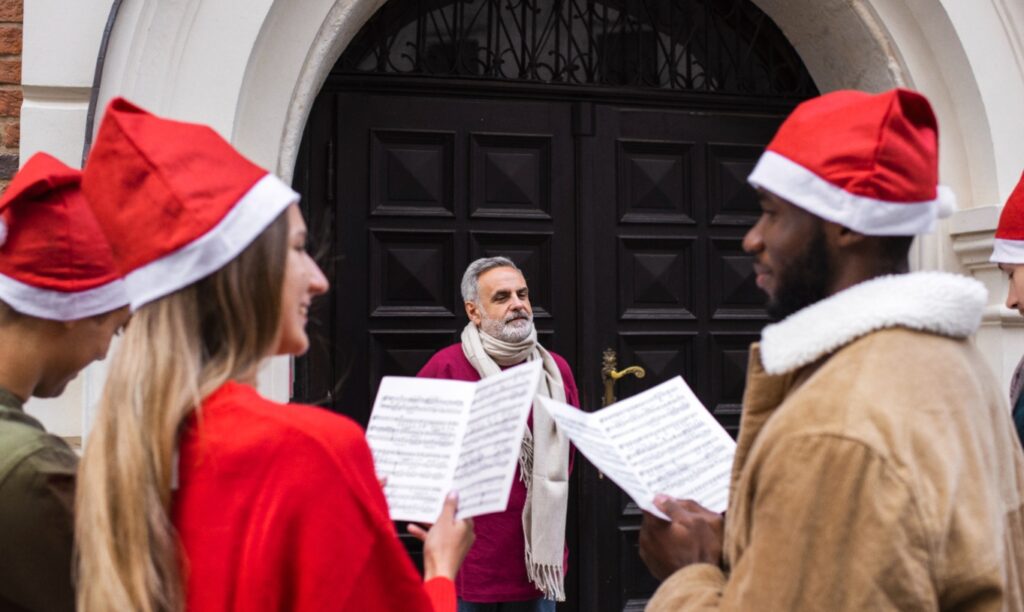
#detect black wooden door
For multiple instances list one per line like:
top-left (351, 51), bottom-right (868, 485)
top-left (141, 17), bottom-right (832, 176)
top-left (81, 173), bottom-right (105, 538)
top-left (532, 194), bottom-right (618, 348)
top-left (301, 90), bottom-right (577, 419)
top-left (574, 103), bottom-right (778, 611)
top-left (295, 87), bottom-right (788, 610)
top-left (293, 89), bottom-right (580, 569)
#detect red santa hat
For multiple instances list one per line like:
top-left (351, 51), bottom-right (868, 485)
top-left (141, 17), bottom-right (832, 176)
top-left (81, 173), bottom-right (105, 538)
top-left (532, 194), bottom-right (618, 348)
top-left (0, 152), bottom-right (128, 320)
top-left (747, 88), bottom-right (955, 236)
top-left (82, 97), bottom-right (297, 310)
top-left (990, 171), bottom-right (1024, 264)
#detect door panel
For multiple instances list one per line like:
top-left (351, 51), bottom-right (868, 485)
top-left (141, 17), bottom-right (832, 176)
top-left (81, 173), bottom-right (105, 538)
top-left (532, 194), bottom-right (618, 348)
top-left (293, 88), bottom-right (579, 577)
top-left (576, 104), bottom-right (778, 611)
top-left (300, 92), bottom-right (577, 418)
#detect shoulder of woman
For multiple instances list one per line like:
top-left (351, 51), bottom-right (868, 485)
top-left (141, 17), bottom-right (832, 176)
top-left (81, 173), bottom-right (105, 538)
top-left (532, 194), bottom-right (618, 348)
top-left (205, 383), bottom-right (373, 470)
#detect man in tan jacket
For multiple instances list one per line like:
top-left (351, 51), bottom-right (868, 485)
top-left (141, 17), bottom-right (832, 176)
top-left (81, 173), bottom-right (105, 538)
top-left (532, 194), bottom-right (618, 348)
top-left (639, 88), bottom-right (1024, 611)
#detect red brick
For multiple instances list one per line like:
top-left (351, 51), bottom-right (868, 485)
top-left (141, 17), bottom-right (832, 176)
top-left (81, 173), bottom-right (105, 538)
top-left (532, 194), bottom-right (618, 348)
top-left (0, 59), bottom-right (18, 84)
top-left (0, 25), bottom-right (20, 55)
top-left (0, 0), bottom-right (22, 23)
top-left (4, 121), bottom-right (17, 147)
top-left (0, 89), bottom-right (20, 117)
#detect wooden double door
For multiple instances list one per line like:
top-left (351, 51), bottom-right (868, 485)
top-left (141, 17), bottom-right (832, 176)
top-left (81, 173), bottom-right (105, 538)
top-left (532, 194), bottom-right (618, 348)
top-left (293, 84), bottom-right (786, 610)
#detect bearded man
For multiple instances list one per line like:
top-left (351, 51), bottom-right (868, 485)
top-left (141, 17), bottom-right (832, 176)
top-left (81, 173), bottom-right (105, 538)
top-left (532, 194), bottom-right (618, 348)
top-left (638, 88), bottom-right (1024, 610)
top-left (418, 256), bottom-right (579, 612)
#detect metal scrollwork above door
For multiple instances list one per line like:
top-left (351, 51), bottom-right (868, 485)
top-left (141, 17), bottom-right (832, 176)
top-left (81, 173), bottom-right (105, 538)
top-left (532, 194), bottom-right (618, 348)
top-left (338, 0), bottom-right (815, 97)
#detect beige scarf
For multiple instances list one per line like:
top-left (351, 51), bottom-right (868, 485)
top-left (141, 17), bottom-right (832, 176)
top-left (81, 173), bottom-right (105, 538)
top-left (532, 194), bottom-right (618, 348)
top-left (461, 322), bottom-right (569, 601)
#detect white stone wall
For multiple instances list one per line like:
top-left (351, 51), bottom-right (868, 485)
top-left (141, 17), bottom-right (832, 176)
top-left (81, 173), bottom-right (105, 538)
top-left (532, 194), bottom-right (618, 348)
top-left (21, 0), bottom-right (1024, 435)
top-left (21, 0), bottom-right (110, 436)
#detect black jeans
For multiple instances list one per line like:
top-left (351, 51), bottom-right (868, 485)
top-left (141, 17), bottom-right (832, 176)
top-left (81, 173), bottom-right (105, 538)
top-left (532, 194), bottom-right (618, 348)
top-left (457, 598), bottom-right (556, 612)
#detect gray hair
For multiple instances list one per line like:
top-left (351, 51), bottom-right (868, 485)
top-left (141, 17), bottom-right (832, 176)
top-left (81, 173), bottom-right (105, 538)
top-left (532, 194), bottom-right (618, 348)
top-left (461, 256), bottom-right (520, 303)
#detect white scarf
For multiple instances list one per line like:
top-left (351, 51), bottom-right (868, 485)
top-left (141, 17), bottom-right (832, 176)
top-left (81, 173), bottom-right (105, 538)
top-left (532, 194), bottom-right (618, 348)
top-left (461, 323), bottom-right (569, 601)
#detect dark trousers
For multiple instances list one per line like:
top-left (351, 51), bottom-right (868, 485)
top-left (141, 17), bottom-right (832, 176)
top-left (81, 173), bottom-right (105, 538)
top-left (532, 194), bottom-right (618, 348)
top-left (457, 598), bottom-right (556, 612)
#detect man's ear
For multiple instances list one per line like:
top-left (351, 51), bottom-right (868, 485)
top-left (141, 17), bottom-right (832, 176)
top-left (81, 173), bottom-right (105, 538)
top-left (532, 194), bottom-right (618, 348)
top-left (829, 221), bottom-right (867, 250)
top-left (465, 301), bottom-right (482, 326)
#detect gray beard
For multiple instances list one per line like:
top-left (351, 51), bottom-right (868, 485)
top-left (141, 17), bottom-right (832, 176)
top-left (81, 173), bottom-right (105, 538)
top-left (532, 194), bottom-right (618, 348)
top-left (480, 313), bottom-right (535, 343)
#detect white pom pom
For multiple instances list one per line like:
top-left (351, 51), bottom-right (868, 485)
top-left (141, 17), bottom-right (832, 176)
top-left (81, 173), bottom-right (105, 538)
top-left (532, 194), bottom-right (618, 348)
top-left (936, 185), bottom-right (957, 219)
top-left (0, 217), bottom-right (6, 248)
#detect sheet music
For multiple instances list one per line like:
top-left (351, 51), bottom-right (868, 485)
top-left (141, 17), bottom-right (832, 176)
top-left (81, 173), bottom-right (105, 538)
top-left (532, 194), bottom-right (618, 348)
top-left (366, 377), bottom-right (473, 523)
top-left (366, 360), bottom-right (542, 522)
top-left (539, 400), bottom-right (654, 508)
top-left (540, 376), bottom-right (735, 520)
top-left (452, 361), bottom-right (542, 519)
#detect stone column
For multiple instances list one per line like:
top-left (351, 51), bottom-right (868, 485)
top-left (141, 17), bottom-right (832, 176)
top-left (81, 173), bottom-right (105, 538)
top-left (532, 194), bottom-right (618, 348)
top-left (950, 205), bottom-right (1024, 396)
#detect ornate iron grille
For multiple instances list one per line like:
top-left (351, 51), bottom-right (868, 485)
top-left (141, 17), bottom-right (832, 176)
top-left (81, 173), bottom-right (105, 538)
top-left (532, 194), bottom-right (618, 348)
top-left (337, 0), bottom-right (816, 97)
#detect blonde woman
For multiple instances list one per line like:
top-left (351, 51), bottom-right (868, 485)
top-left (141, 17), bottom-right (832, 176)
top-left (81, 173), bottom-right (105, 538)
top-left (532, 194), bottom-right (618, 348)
top-left (75, 98), bottom-right (473, 612)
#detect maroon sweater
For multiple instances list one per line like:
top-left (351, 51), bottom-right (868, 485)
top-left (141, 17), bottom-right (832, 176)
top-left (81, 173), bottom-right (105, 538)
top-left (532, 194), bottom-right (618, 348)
top-left (417, 344), bottom-right (580, 602)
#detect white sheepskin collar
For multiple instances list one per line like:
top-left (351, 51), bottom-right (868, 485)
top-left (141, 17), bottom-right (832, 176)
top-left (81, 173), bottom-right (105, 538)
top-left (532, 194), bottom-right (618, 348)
top-left (759, 272), bottom-right (987, 375)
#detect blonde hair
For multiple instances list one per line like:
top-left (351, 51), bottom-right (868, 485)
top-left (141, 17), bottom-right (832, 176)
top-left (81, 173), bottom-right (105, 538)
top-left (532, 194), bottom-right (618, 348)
top-left (75, 212), bottom-right (288, 612)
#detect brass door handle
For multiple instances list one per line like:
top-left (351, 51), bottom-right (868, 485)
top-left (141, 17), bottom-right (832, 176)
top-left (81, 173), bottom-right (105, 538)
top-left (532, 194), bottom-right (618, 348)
top-left (600, 348), bottom-right (646, 407)
top-left (597, 348), bottom-right (645, 480)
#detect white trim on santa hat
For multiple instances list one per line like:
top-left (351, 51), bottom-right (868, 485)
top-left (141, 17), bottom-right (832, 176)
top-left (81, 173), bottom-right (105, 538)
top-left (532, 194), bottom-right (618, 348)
top-left (748, 150), bottom-right (953, 236)
top-left (125, 173), bottom-right (297, 311)
top-left (0, 272), bottom-right (128, 321)
top-left (990, 238), bottom-right (1024, 264)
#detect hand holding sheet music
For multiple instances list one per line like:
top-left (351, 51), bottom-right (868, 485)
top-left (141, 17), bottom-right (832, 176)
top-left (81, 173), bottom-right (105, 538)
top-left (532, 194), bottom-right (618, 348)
top-left (538, 376), bottom-right (735, 519)
top-left (366, 360), bottom-right (543, 522)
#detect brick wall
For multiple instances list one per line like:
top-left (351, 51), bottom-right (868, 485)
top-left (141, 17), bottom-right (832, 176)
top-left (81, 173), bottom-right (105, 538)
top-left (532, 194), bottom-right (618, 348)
top-left (0, 0), bottom-right (20, 191)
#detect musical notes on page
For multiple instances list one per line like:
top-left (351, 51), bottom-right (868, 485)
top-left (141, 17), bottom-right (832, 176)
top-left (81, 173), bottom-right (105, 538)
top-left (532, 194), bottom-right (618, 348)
top-left (366, 378), bottom-right (471, 523)
top-left (539, 376), bottom-right (735, 519)
top-left (453, 363), bottom-right (541, 519)
top-left (366, 360), bottom-right (543, 523)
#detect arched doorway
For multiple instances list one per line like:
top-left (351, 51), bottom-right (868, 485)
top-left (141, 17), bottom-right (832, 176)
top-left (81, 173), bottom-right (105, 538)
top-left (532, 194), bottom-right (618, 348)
top-left (292, 1), bottom-right (815, 608)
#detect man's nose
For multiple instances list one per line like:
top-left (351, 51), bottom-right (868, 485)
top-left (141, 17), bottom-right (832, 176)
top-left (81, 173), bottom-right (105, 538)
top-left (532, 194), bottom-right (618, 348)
top-left (742, 220), bottom-right (764, 255)
top-left (1007, 284), bottom-right (1019, 310)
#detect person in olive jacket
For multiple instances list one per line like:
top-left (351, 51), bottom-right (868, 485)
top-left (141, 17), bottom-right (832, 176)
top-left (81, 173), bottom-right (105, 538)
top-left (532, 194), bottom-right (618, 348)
top-left (0, 152), bottom-right (129, 611)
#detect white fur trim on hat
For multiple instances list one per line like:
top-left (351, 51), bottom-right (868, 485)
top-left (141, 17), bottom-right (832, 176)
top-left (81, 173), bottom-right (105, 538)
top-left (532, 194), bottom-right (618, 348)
top-left (125, 174), bottom-right (297, 311)
top-left (990, 238), bottom-right (1024, 264)
top-left (748, 151), bottom-right (947, 236)
top-left (759, 272), bottom-right (986, 375)
top-left (0, 272), bottom-right (129, 321)
top-left (936, 185), bottom-right (957, 219)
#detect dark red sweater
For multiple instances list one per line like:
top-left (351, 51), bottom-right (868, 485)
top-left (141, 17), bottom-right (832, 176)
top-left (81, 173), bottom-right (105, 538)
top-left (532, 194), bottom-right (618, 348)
top-left (418, 345), bottom-right (579, 602)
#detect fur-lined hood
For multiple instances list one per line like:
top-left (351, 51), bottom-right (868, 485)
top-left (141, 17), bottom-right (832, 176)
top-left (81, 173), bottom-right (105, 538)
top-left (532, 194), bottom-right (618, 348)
top-left (759, 271), bottom-right (987, 375)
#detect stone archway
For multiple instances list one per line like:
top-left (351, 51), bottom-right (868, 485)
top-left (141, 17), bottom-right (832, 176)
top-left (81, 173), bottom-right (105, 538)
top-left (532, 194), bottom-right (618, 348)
top-left (226, 0), bottom-right (1004, 391)
top-left (233, 1), bottom-right (997, 189)
top-left (87, 0), bottom-right (1021, 398)
top-left (87, 0), bottom-right (1005, 260)
top-left (229, 0), bottom-right (999, 254)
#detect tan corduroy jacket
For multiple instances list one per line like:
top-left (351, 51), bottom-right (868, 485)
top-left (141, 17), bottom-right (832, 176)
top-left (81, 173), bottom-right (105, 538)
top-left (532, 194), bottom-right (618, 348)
top-left (648, 272), bottom-right (1024, 611)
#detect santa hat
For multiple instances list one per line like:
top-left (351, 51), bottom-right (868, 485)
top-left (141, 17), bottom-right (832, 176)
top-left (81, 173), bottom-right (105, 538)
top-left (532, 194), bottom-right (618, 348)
top-left (990, 171), bottom-right (1024, 264)
top-left (82, 97), bottom-right (297, 310)
top-left (0, 152), bottom-right (128, 321)
top-left (747, 88), bottom-right (955, 236)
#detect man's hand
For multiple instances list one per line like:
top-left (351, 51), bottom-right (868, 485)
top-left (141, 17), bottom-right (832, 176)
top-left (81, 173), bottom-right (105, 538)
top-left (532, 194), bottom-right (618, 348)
top-left (638, 494), bottom-right (724, 581)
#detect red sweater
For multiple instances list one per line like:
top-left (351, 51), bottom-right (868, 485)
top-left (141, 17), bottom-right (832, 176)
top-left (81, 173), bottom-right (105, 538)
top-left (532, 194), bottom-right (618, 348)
top-left (172, 381), bottom-right (455, 611)
top-left (417, 345), bottom-right (579, 602)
